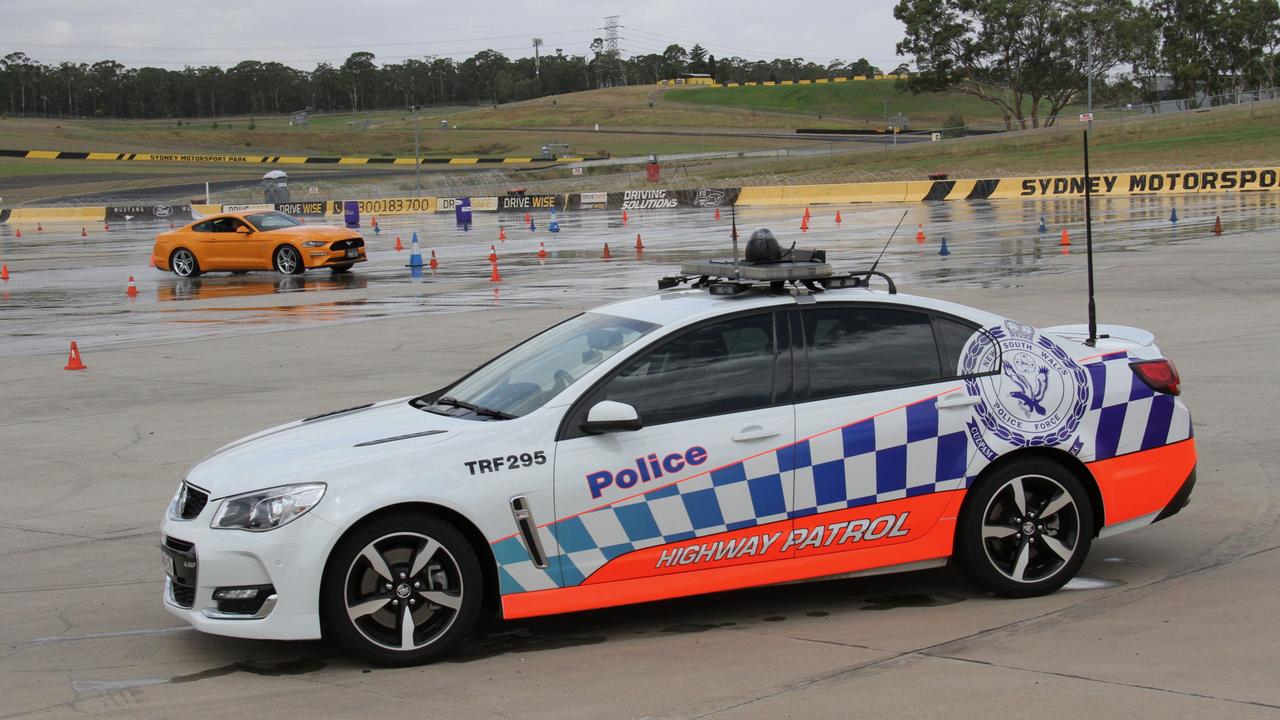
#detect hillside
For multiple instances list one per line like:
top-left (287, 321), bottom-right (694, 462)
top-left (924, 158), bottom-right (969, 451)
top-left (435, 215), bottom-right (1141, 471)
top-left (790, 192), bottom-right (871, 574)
top-left (665, 80), bottom-right (1077, 129)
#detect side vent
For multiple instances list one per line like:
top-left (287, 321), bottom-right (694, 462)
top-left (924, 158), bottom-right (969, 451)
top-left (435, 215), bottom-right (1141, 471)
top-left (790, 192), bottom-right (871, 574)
top-left (510, 495), bottom-right (549, 569)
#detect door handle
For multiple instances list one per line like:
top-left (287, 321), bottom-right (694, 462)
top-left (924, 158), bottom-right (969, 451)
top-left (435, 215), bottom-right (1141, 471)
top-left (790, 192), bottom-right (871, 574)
top-left (936, 393), bottom-right (981, 409)
top-left (733, 425), bottom-right (780, 442)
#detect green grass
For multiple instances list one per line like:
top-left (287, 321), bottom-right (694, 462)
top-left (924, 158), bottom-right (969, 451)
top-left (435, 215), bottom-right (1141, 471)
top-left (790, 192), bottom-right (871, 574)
top-left (665, 80), bottom-right (1072, 128)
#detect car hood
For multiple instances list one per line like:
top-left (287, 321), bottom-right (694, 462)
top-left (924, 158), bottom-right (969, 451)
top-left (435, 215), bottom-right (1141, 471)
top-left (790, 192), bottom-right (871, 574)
top-left (186, 398), bottom-right (471, 499)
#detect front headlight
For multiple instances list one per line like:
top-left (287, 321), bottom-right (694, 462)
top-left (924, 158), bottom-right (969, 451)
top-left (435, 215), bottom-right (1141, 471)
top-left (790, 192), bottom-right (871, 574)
top-left (211, 483), bottom-right (326, 532)
top-left (302, 240), bottom-right (327, 247)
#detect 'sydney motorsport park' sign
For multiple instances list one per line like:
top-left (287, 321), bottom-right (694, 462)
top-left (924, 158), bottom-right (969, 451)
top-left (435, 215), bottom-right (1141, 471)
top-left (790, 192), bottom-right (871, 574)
top-left (1017, 168), bottom-right (1280, 197)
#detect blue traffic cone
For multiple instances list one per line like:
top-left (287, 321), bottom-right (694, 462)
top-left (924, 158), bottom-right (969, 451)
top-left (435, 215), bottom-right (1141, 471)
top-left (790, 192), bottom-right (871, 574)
top-left (1170, 207), bottom-right (1178, 223)
top-left (1038, 217), bottom-right (1047, 233)
top-left (549, 218), bottom-right (560, 233)
top-left (939, 236), bottom-right (950, 257)
top-left (407, 232), bottom-right (423, 267)
top-left (529, 218), bottom-right (536, 232)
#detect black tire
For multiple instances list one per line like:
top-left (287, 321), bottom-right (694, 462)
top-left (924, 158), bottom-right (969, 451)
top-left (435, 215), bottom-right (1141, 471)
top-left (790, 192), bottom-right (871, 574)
top-left (329, 263), bottom-right (354, 273)
top-left (955, 458), bottom-right (1093, 598)
top-left (170, 248), bottom-right (201, 278)
top-left (230, 270), bottom-right (249, 275)
top-left (322, 512), bottom-right (482, 666)
top-left (273, 245), bottom-right (305, 275)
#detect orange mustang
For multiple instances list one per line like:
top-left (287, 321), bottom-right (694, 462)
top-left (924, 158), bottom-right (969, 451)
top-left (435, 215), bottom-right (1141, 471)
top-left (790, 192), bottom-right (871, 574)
top-left (152, 211), bottom-right (367, 277)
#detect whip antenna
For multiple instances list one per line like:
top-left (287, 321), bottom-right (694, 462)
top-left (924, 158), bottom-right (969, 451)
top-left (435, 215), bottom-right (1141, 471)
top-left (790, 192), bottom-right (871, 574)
top-left (868, 210), bottom-right (910, 277)
top-left (1083, 130), bottom-right (1098, 346)
top-left (730, 203), bottom-right (741, 279)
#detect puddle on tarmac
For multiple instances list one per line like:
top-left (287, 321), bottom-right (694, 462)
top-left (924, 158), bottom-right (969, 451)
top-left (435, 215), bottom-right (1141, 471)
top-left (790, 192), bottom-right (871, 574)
top-left (860, 593), bottom-right (966, 610)
top-left (1062, 576), bottom-right (1126, 590)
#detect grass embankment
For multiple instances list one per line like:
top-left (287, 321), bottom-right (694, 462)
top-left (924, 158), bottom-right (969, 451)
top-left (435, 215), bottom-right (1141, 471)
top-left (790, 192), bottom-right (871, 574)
top-left (664, 80), bottom-right (1073, 129)
top-left (699, 102), bottom-right (1280, 182)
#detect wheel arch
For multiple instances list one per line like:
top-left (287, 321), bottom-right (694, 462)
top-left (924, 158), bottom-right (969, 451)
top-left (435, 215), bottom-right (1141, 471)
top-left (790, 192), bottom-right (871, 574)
top-left (319, 502), bottom-right (501, 624)
top-left (963, 447), bottom-right (1105, 537)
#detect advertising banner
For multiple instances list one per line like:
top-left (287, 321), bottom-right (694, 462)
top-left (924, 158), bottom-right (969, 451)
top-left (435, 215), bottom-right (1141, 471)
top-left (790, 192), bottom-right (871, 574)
top-left (273, 201), bottom-right (328, 217)
top-left (328, 197), bottom-right (434, 216)
top-left (437, 196), bottom-right (498, 212)
top-left (497, 193), bottom-right (564, 211)
top-left (594, 188), bottom-right (741, 211)
top-left (105, 204), bottom-right (194, 222)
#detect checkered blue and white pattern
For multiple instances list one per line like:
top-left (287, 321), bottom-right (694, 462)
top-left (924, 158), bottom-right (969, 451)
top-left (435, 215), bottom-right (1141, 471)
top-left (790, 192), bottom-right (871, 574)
top-left (493, 393), bottom-right (972, 594)
top-left (1084, 353), bottom-right (1193, 461)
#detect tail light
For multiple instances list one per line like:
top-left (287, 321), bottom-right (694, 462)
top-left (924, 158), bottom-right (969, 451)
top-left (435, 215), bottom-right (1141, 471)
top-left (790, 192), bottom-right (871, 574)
top-left (1130, 359), bottom-right (1181, 395)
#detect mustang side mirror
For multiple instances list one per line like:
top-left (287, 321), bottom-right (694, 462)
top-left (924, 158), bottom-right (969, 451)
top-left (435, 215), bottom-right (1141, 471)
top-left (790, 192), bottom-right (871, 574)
top-left (581, 400), bottom-right (643, 434)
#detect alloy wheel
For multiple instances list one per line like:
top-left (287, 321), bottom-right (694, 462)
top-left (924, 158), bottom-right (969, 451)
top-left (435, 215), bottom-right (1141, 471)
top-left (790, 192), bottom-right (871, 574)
top-left (980, 474), bottom-right (1081, 584)
top-left (343, 532), bottom-right (465, 652)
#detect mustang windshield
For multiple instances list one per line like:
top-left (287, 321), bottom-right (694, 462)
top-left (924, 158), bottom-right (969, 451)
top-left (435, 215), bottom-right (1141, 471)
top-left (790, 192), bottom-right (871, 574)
top-left (424, 312), bottom-right (659, 419)
top-left (246, 211), bottom-right (303, 231)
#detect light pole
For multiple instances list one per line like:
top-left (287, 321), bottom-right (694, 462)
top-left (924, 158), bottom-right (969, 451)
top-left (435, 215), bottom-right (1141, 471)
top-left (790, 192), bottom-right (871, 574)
top-left (413, 110), bottom-right (421, 194)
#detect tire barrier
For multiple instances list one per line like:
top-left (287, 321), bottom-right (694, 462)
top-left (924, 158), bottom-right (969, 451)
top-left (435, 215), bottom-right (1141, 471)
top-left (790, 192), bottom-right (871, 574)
top-left (0, 148), bottom-right (607, 166)
top-left (3, 166), bottom-right (1277, 225)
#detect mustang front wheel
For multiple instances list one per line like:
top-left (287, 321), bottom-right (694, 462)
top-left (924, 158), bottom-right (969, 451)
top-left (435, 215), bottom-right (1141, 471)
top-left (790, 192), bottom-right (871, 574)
top-left (273, 246), bottom-right (304, 275)
top-left (955, 459), bottom-right (1093, 598)
top-left (323, 513), bottom-right (482, 666)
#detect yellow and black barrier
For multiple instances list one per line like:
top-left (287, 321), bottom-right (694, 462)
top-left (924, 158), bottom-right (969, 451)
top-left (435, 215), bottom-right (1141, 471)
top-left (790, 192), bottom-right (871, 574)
top-left (0, 149), bottom-right (604, 166)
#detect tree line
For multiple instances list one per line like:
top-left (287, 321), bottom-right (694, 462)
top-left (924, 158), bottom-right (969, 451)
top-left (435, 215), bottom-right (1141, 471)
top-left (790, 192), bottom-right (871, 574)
top-left (895, 0), bottom-right (1280, 129)
top-left (0, 44), bottom-right (889, 120)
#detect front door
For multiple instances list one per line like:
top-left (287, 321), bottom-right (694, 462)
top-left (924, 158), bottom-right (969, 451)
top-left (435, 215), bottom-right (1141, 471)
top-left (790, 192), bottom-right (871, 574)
top-left (551, 310), bottom-right (796, 588)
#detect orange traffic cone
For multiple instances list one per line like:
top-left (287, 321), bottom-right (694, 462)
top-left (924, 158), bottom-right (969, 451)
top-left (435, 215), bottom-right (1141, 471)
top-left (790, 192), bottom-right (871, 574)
top-left (1060, 228), bottom-right (1071, 246)
top-left (490, 261), bottom-right (502, 282)
top-left (602, 243), bottom-right (612, 259)
top-left (395, 236), bottom-right (403, 251)
top-left (126, 276), bottom-right (137, 297)
top-left (714, 207), bottom-right (721, 221)
top-left (634, 233), bottom-right (644, 251)
top-left (800, 216), bottom-right (809, 232)
top-left (1, 264), bottom-right (8, 281)
top-left (915, 224), bottom-right (926, 242)
top-left (81, 227), bottom-right (87, 237)
top-left (1213, 215), bottom-right (1223, 235)
top-left (621, 210), bottom-right (629, 224)
top-left (488, 245), bottom-right (498, 263)
top-left (803, 206), bottom-right (811, 219)
top-left (499, 226), bottom-right (506, 241)
top-left (104, 222), bottom-right (109, 230)
top-left (429, 250), bottom-right (439, 270)
top-left (537, 242), bottom-right (547, 259)
top-left (37, 223), bottom-right (43, 232)
top-left (13, 228), bottom-right (20, 238)
top-left (523, 211), bottom-right (531, 224)
top-left (835, 210), bottom-right (843, 224)
top-left (64, 341), bottom-right (87, 370)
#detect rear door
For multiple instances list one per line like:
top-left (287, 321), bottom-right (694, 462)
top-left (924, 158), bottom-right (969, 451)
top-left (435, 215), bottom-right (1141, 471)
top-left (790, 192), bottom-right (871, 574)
top-left (550, 309), bottom-right (796, 588)
top-left (788, 303), bottom-right (986, 564)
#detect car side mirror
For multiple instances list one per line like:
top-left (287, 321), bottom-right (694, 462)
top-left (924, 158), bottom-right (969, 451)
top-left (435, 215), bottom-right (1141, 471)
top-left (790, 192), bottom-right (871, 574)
top-left (235, 226), bottom-right (252, 234)
top-left (581, 400), bottom-right (643, 434)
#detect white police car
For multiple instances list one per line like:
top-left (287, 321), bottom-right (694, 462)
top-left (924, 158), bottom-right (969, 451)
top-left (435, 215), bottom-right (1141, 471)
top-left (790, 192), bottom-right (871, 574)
top-left (161, 245), bottom-right (1196, 665)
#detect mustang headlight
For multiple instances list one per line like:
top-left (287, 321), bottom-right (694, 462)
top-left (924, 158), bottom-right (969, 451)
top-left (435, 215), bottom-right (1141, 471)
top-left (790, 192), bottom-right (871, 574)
top-left (302, 240), bottom-right (327, 247)
top-left (211, 483), bottom-right (326, 532)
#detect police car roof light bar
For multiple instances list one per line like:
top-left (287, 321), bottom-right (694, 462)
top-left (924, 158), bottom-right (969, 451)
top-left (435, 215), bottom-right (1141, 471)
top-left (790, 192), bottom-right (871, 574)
top-left (1083, 130), bottom-right (1099, 347)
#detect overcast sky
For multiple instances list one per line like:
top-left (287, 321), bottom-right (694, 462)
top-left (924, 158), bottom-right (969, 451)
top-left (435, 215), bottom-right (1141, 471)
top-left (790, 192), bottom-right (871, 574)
top-left (0, 0), bottom-right (908, 70)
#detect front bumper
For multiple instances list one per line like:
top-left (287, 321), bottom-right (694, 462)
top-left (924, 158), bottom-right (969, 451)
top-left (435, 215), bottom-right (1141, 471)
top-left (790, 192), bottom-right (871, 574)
top-left (159, 504), bottom-right (342, 640)
top-left (306, 248), bottom-right (367, 268)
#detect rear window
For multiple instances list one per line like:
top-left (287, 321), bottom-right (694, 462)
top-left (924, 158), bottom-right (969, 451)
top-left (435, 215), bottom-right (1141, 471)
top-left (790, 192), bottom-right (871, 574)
top-left (802, 306), bottom-right (943, 399)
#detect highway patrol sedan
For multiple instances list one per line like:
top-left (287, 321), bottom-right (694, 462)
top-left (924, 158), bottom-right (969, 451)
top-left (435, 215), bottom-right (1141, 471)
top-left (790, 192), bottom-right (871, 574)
top-left (160, 278), bottom-right (1195, 665)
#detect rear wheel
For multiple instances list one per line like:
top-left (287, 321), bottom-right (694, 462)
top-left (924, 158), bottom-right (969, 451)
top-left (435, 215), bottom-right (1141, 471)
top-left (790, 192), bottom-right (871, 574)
top-left (323, 513), bottom-right (482, 666)
top-left (273, 245), bottom-right (304, 275)
top-left (955, 458), bottom-right (1093, 598)
top-left (170, 248), bottom-right (201, 278)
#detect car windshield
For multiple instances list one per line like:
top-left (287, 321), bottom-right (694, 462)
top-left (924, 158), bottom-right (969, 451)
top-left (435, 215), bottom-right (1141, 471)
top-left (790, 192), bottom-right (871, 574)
top-left (245, 211), bottom-right (303, 231)
top-left (420, 312), bottom-right (659, 419)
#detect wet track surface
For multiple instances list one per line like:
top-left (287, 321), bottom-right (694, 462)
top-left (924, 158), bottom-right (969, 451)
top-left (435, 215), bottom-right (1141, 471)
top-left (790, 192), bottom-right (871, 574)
top-left (1, 193), bottom-right (1278, 358)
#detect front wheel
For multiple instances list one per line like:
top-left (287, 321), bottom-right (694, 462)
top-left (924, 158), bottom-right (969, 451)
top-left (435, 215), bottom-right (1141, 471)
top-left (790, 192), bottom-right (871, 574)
top-left (273, 245), bottom-right (304, 275)
top-left (955, 459), bottom-right (1093, 598)
top-left (323, 513), bottom-right (482, 666)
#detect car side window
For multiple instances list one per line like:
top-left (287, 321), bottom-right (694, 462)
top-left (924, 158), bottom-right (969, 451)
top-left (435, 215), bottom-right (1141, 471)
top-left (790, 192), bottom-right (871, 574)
top-left (591, 312), bottom-right (777, 427)
top-left (935, 316), bottom-right (999, 378)
top-left (191, 221), bottom-right (212, 232)
top-left (209, 218), bottom-right (240, 233)
top-left (801, 306), bottom-right (942, 400)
